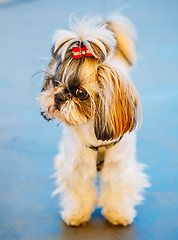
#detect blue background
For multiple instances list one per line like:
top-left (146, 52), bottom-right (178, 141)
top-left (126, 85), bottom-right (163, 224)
top-left (0, 0), bottom-right (178, 239)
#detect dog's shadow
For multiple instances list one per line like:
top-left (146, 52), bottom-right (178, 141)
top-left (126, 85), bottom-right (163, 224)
top-left (58, 209), bottom-right (138, 240)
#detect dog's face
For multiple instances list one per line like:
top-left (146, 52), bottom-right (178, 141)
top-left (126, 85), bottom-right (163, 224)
top-left (37, 19), bottom-right (140, 141)
top-left (38, 54), bottom-right (99, 126)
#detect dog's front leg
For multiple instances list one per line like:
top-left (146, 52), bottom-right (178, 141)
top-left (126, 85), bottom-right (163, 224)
top-left (98, 150), bottom-right (149, 226)
top-left (61, 175), bottom-right (96, 226)
top-left (53, 145), bottom-right (97, 226)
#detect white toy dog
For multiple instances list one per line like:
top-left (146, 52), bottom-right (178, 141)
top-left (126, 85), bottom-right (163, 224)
top-left (37, 15), bottom-right (150, 226)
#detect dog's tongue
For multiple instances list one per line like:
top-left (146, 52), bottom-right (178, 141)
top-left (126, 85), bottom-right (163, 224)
top-left (48, 106), bottom-right (55, 114)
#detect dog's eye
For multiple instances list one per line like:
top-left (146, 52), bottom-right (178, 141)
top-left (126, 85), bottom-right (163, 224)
top-left (76, 88), bottom-right (89, 100)
top-left (52, 79), bottom-right (59, 87)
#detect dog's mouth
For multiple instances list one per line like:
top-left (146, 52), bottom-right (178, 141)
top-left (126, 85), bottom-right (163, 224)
top-left (48, 105), bottom-right (55, 114)
top-left (54, 104), bottom-right (61, 111)
top-left (41, 105), bottom-right (61, 121)
top-left (48, 105), bottom-right (60, 113)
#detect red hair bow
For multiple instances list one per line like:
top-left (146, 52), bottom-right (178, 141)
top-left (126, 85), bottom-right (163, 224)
top-left (72, 46), bottom-right (93, 58)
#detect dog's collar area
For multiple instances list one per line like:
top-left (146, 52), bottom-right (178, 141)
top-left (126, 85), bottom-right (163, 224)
top-left (88, 136), bottom-right (123, 171)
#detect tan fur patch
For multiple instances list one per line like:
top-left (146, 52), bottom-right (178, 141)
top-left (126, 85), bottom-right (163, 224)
top-left (97, 64), bottom-right (141, 140)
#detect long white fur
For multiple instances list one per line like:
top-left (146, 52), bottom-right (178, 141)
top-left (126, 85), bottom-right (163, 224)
top-left (39, 15), bottom-right (150, 226)
top-left (53, 16), bottom-right (116, 60)
top-left (53, 122), bottom-right (150, 226)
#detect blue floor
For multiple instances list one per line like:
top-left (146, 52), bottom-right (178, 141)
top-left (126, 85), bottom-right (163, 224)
top-left (0, 0), bottom-right (178, 239)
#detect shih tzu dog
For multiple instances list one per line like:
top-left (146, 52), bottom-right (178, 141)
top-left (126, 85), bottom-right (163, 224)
top-left (37, 15), bottom-right (150, 226)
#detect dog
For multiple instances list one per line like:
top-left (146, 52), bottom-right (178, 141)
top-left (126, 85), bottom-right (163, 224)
top-left (37, 15), bottom-right (150, 226)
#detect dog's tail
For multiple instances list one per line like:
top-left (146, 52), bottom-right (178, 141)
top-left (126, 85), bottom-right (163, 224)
top-left (106, 16), bottom-right (137, 66)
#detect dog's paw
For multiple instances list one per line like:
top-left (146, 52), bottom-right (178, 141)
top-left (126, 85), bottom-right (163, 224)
top-left (62, 211), bottom-right (91, 227)
top-left (102, 208), bottom-right (136, 226)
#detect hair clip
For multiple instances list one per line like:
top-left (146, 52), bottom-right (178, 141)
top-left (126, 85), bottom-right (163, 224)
top-left (72, 46), bottom-right (93, 58)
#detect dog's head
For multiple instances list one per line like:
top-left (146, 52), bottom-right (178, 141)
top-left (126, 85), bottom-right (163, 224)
top-left (37, 16), bottom-right (141, 141)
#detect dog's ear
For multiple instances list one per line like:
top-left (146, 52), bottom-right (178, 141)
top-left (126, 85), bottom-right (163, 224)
top-left (94, 64), bottom-right (141, 141)
top-left (94, 97), bottom-right (114, 140)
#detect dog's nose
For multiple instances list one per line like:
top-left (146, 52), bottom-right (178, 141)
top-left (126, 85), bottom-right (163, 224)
top-left (54, 93), bottom-right (69, 104)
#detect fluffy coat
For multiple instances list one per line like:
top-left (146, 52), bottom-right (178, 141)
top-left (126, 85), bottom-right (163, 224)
top-left (37, 15), bottom-right (150, 226)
